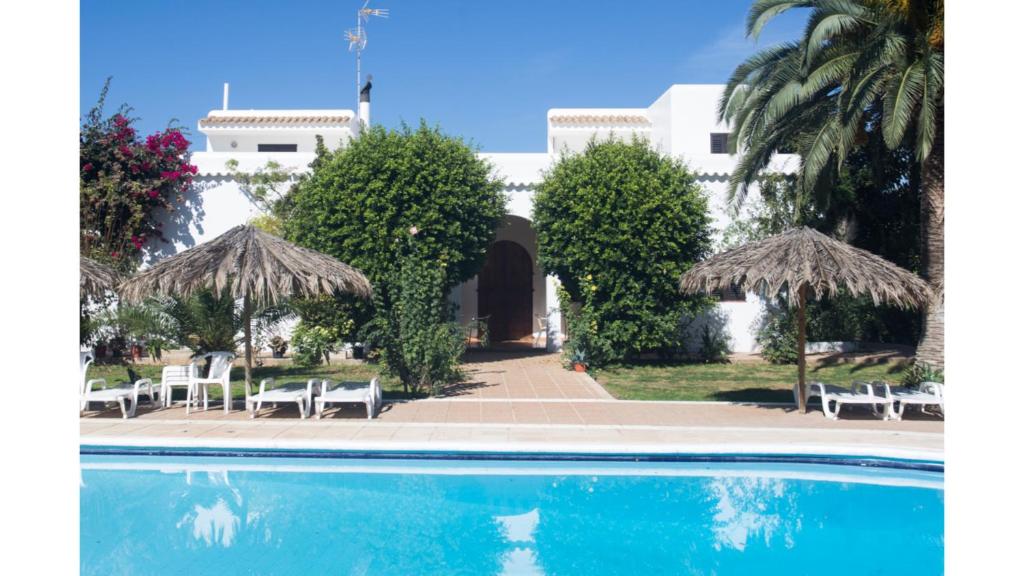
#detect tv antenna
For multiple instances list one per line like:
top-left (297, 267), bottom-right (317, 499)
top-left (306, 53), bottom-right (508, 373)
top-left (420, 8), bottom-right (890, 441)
top-left (346, 1), bottom-right (388, 111)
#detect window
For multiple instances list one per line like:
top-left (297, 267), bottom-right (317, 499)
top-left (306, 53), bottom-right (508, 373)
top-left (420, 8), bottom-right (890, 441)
top-left (714, 283), bottom-right (746, 302)
top-left (710, 133), bottom-right (730, 154)
top-left (257, 143), bottom-right (298, 152)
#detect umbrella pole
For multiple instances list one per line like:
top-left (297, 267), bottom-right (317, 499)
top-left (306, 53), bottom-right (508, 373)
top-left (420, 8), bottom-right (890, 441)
top-left (797, 285), bottom-right (807, 413)
top-left (243, 294), bottom-right (253, 410)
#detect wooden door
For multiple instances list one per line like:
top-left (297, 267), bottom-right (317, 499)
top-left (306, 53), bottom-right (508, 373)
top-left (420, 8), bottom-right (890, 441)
top-left (478, 241), bottom-right (533, 342)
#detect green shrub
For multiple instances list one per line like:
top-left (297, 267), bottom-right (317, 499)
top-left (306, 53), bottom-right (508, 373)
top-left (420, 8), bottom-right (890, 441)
top-left (558, 285), bottom-right (614, 369)
top-left (284, 124), bottom-right (505, 296)
top-left (365, 238), bottom-right (465, 394)
top-left (698, 325), bottom-right (731, 364)
top-left (290, 322), bottom-right (339, 367)
top-left (901, 362), bottom-right (944, 388)
top-left (164, 289), bottom-right (240, 355)
top-left (533, 137), bottom-right (713, 366)
top-left (756, 303), bottom-right (799, 364)
top-left (89, 299), bottom-right (176, 360)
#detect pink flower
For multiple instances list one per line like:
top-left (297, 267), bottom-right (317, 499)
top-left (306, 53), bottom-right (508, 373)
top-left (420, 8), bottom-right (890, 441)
top-left (81, 163), bottom-right (93, 172)
top-left (148, 190), bottom-right (159, 199)
top-left (160, 170), bottom-right (180, 181)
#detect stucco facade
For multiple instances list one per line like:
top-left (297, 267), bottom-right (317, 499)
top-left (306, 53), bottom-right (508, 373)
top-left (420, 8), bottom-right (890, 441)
top-left (158, 84), bottom-right (796, 353)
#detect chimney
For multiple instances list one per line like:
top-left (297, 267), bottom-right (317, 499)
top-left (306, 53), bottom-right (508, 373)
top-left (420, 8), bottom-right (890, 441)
top-left (222, 82), bottom-right (230, 110)
top-left (359, 75), bottom-right (373, 128)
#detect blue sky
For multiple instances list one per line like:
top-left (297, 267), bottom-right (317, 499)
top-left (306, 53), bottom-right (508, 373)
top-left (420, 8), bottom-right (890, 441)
top-left (81, 0), bottom-right (807, 152)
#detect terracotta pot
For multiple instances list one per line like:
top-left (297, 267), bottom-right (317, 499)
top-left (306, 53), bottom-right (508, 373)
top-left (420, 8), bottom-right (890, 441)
top-left (573, 363), bottom-right (587, 373)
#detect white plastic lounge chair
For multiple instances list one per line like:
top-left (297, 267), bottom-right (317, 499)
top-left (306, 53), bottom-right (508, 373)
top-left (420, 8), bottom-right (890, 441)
top-left (80, 350), bottom-right (159, 418)
top-left (315, 378), bottom-right (381, 419)
top-left (870, 380), bottom-right (945, 421)
top-left (794, 380), bottom-right (892, 420)
top-left (158, 364), bottom-right (199, 408)
top-left (186, 352), bottom-right (235, 415)
top-left (249, 378), bottom-right (317, 419)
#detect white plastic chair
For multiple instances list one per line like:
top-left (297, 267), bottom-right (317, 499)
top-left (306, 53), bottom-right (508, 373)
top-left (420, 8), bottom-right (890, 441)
top-left (315, 378), bottom-right (381, 419)
top-left (80, 350), bottom-right (158, 418)
top-left (159, 364), bottom-right (199, 408)
top-left (249, 378), bottom-right (317, 419)
top-left (186, 352), bottom-right (235, 415)
top-left (795, 380), bottom-right (892, 420)
top-left (533, 314), bottom-right (549, 348)
top-left (872, 380), bottom-right (945, 420)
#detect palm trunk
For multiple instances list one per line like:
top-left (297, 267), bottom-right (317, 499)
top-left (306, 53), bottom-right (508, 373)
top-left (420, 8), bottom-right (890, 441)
top-left (916, 112), bottom-right (944, 368)
top-left (243, 294), bottom-right (253, 408)
top-left (797, 285), bottom-right (808, 413)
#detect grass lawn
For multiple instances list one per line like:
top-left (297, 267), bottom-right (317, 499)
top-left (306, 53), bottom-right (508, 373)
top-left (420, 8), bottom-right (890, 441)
top-left (592, 357), bottom-right (912, 402)
top-left (85, 360), bottom-right (420, 402)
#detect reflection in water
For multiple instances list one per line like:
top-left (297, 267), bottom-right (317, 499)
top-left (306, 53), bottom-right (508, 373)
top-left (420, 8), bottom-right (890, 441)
top-left (496, 508), bottom-right (539, 543)
top-left (496, 509), bottom-right (544, 575)
top-left (500, 547), bottom-right (544, 576)
top-left (709, 477), bottom-right (800, 552)
top-left (179, 497), bottom-right (240, 547)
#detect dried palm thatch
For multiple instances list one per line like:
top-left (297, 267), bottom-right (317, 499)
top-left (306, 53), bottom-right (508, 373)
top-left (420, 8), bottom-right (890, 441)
top-left (679, 227), bottom-right (933, 413)
top-left (679, 227), bottom-right (932, 309)
top-left (120, 225), bottom-right (371, 305)
top-left (119, 225), bottom-right (372, 405)
top-left (80, 256), bottom-right (120, 299)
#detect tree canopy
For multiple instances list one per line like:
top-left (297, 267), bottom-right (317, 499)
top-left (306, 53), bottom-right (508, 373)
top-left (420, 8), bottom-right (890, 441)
top-left (533, 137), bottom-right (712, 363)
top-left (284, 123), bottom-right (506, 294)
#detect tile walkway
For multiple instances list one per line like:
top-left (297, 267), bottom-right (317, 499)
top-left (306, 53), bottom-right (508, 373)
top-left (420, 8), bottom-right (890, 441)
top-left (441, 351), bottom-right (612, 399)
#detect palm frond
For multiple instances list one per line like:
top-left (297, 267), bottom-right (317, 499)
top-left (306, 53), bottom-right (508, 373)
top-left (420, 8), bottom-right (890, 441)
top-left (915, 51), bottom-right (942, 161)
top-left (882, 59), bottom-right (924, 149)
top-left (747, 0), bottom-right (812, 40)
top-left (803, 11), bottom-right (866, 65)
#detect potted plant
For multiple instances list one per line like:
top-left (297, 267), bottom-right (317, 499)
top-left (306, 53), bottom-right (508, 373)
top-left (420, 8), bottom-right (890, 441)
top-left (270, 336), bottom-right (288, 358)
top-left (569, 349), bottom-right (588, 372)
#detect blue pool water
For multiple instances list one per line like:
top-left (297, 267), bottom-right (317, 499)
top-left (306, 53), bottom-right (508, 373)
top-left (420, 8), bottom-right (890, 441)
top-left (80, 451), bottom-right (943, 575)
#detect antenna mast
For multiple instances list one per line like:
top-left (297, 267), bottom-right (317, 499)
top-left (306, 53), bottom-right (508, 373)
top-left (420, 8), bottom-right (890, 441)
top-left (346, 1), bottom-right (388, 112)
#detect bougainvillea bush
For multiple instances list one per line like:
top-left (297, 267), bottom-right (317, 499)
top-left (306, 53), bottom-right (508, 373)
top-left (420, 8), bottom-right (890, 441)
top-left (80, 82), bottom-right (196, 271)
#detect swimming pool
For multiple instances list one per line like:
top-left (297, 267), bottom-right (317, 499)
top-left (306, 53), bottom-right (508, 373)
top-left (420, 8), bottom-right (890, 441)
top-left (80, 448), bottom-right (943, 575)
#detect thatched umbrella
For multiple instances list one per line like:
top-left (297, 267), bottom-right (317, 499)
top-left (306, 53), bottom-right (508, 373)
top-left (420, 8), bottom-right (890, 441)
top-left (119, 225), bottom-right (372, 407)
top-left (679, 227), bottom-right (932, 412)
top-left (80, 256), bottom-right (120, 299)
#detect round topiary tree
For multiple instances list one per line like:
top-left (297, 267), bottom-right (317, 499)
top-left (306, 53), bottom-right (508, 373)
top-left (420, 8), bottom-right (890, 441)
top-left (285, 123), bottom-right (505, 293)
top-left (533, 137), bottom-right (712, 365)
top-left (284, 122), bottom-right (506, 392)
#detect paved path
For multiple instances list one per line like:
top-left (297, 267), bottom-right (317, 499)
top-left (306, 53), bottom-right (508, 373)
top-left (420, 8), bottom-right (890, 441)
top-left (443, 352), bottom-right (612, 399)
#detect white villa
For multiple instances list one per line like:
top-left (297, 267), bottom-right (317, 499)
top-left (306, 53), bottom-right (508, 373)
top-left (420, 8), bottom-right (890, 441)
top-left (159, 84), bottom-right (796, 353)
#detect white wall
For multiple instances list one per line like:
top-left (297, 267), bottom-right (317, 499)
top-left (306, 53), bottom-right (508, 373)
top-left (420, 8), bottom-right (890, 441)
top-left (144, 84), bottom-right (796, 355)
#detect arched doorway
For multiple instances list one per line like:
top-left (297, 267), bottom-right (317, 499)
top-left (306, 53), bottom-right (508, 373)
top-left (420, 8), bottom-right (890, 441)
top-left (477, 240), bottom-right (533, 342)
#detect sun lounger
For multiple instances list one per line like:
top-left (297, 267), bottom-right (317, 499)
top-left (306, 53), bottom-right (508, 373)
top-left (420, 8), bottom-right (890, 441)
top-left (249, 378), bottom-right (317, 419)
top-left (79, 351), bottom-right (158, 418)
top-left (870, 380), bottom-right (945, 421)
top-left (80, 350), bottom-right (159, 418)
top-left (315, 378), bottom-right (381, 419)
top-left (795, 380), bottom-right (892, 420)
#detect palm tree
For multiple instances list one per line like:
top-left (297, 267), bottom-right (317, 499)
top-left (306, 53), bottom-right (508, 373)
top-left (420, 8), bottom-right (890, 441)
top-left (720, 0), bottom-right (944, 366)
